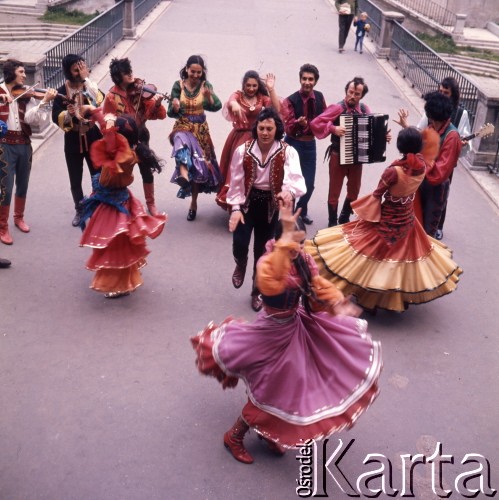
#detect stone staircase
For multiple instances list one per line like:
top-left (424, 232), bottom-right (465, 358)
top-left (441, 53), bottom-right (499, 79)
top-left (0, 23), bottom-right (76, 41)
top-left (0, 3), bottom-right (45, 17)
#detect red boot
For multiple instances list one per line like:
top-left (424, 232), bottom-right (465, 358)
top-left (0, 205), bottom-right (13, 245)
top-left (13, 196), bottom-right (30, 233)
top-left (223, 417), bottom-right (254, 464)
top-left (143, 182), bottom-right (159, 216)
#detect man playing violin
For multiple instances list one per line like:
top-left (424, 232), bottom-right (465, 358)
top-left (0, 58), bottom-right (57, 245)
top-left (52, 54), bottom-right (105, 227)
top-left (103, 57), bottom-right (167, 216)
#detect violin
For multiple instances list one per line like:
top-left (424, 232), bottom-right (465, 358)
top-left (127, 78), bottom-right (171, 102)
top-left (11, 84), bottom-right (67, 103)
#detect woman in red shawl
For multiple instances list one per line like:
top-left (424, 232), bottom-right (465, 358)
top-left (216, 71), bottom-right (280, 210)
top-left (305, 127), bottom-right (462, 312)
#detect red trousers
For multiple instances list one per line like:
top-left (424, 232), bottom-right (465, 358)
top-left (328, 151), bottom-right (363, 207)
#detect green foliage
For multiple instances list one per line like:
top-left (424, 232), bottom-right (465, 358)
top-left (40, 6), bottom-right (99, 25)
top-left (416, 32), bottom-right (499, 63)
top-left (416, 32), bottom-right (458, 54)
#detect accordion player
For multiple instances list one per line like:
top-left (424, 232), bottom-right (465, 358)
top-left (339, 113), bottom-right (389, 165)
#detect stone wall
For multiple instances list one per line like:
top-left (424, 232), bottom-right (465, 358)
top-left (427, 0), bottom-right (497, 28)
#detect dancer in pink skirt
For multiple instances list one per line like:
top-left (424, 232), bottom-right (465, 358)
top-left (191, 201), bottom-right (382, 464)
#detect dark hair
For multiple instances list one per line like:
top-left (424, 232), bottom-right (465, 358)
top-left (62, 54), bottom-right (84, 81)
top-left (274, 216), bottom-right (325, 314)
top-left (345, 76), bottom-right (368, 97)
top-left (2, 59), bottom-right (24, 84)
top-left (251, 107), bottom-right (285, 141)
top-left (396, 126), bottom-right (422, 156)
top-left (242, 70), bottom-right (268, 97)
top-left (299, 63), bottom-right (320, 82)
top-left (424, 91), bottom-right (453, 122)
top-left (440, 76), bottom-right (460, 108)
top-left (109, 58), bottom-right (132, 86)
top-left (180, 55), bottom-right (207, 82)
top-left (116, 115), bottom-right (164, 174)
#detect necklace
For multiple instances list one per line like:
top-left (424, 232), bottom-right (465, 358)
top-left (242, 93), bottom-right (257, 111)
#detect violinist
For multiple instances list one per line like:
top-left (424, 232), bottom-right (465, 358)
top-left (103, 57), bottom-right (166, 216)
top-left (52, 54), bottom-right (105, 227)
top-left (0, 58), bottom-right (56, 245)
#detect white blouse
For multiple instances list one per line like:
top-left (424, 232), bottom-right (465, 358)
top-left (1, 82), bottom-right (50, 132)
top-left (226, 140), bottom-right (306, 210)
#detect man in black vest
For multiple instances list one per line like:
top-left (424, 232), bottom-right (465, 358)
top-left (282, 64), bottom-right (326, 225)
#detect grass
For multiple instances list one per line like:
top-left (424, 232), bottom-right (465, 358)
top-left (416, 32), bottom-right (499, 63)
top-left (40, 6), bottom-right (100, 25)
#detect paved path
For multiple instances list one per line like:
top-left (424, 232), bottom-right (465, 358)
top-left (1, 1), bottom-right (498, 499)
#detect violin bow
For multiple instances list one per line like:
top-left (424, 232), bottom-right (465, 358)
top-left (11, 81), bottom-right (40, 103)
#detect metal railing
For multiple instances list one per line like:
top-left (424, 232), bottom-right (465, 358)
top-left (358, 0), bottom-right (382, 43)
top-left (389, 21), bottom-right (478, 128)
top-left (43, 1), bottom-right (125, 89)
top-left (388, 0), bottom-right (456, 27)
top-left (135, 0), bottom-right (162, 25)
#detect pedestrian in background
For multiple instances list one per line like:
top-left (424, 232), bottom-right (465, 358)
top-left (353, 12), bottom-right (369, 54)
top-left (335, 0), bottom-right (357, 53)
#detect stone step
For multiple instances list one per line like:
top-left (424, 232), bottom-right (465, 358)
top-left (455, 40), bottom-right (499, 53)
top-left (0, 24), bottom-right (75, 32)
top-left (441, 54), bottom-right (499, 78)
top-left (0, 6), bottom-right (45, 16)
top-left (0, 23), bottom-right (76, 40)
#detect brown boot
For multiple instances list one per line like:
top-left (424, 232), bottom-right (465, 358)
top-left (143, 182), bottom-right (159, 216)
top-left (13, 196), bottom-right (30, 233)
top-left (232, 257), bottom-right (247, 289)
top-left (223, 417), bottom-right (254, 464)
top-left (0, 205), bottom-right (13, 245)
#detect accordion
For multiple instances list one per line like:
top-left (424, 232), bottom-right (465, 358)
top-left (340, 113), bottom-right (389, 165)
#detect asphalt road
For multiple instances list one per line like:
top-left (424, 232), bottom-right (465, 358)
top-left (1, 0), bottom-right (499, 499)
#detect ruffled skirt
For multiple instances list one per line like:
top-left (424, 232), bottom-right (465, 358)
top-left (80, 189), bottom-right (166, 294)
top-left (170, 130), bottom-right (222, 199)
top-left (305, 216), bottom-right (462, 312)
top-left (191, 309), bottom-right (382, 448)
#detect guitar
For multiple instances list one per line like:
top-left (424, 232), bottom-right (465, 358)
top-left (462, 123), bottom-right (495, 142)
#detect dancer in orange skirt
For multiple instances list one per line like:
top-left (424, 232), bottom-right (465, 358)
top-left (305, 127), bottom-right (462, 312)
top-left (80, 114), bottom-right (166, 298)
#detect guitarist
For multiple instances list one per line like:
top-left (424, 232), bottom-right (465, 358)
top-left (396, 76), bottom-right (471, 239)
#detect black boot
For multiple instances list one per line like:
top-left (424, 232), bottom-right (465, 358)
top-left (328, 204), bottom-right (338, 227)
top-left (338, 199), bottom-right (353, 224)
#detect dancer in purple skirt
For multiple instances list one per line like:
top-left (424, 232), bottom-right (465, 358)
top-left (191, 201), bottom-right (382, 464)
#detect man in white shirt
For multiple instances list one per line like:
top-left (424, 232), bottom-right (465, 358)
top-left (0, 58), bottom-right (56, 245)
